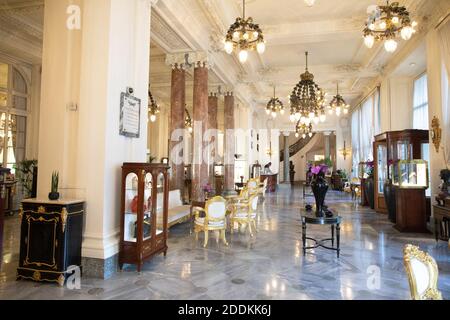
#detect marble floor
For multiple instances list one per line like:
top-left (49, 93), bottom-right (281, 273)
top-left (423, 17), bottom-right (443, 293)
top-left (0, 185), bottom-right (449, 300)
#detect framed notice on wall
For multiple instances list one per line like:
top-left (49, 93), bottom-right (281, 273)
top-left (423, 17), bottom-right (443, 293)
top-left (119, 91), bottom-right (141, 138)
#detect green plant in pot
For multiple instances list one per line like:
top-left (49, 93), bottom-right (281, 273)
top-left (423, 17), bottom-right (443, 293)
top-left (49, 171), bottom-right (60, 201)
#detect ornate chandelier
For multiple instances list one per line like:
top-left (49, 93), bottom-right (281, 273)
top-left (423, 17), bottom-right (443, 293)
top-left (363, 1), bottom-right (417, 53)
top-left (295, 121), bottom-right (313, 139)
top-left (148, 90), bottom-right (160, 123)
top-left (290, 52), bottom-right (326, 125)
top-left (328, 82), bottom-right (349, 116)
top-left (265, 86), bottom-right (284, 119)
top-left (224, 0), bottom-right (266, 63)
top-left (185, 107), bottom-right (193, 133)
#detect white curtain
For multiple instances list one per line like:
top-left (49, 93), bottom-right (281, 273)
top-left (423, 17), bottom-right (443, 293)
top-left (351, 109), bottom-right (360, 177)
top-left (360, 95), bottom-right (374, 162)
top-left (413, 74), bottom-right (429, 130)
top-left (438, 20), bottom-right (450, 163)
top-left (374, 87), bottom-right (381, 135)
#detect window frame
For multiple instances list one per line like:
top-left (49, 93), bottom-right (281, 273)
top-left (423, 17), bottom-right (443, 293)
top-left (0, 62), bottom-right (30, 171)
top-left (412, 72), bottom-right (429, 130)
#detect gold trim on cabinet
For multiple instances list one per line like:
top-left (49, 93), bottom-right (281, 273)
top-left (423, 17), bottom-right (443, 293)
top-left (19, 204), bottom-right (23, 219)
top-left (38, 206), bottom-right (46, 214)
top-left (24, 216), bottom-right (59, 270)
top-left (61, 208), bottom-right (68, 233)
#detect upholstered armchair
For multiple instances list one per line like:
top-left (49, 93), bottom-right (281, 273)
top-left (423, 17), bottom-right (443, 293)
top-left (230, 194), bottom-right (259, 237)
top-left (193, 196), bottom-right (229, 248)
top-left (259, 178), bottom-right (268, 197)
top-left (403, 244), bottom-right (443, 300)
top-left (247, 178), bottom-right (260, 196)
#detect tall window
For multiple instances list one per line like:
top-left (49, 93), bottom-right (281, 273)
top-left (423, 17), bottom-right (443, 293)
top-left (413, 74), bottom-right (429, 130)
top-left (351, 88), bottom-right (380, 177)
top-left (0, 62), bottom-right (28, 174)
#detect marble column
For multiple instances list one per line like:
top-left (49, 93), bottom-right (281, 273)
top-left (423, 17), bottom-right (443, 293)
top-left (224, 92), bottom-right (236, 195)
top-left (283, 133), bottom-right (290, 183)
top-left (166, 54), bottom-right (186, 192)
top-left (192, 60), bottom-right (210, 202)
top-left (208, 93), bottom-right (219, 186)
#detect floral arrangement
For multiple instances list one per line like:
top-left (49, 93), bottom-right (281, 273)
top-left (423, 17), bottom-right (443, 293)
top-left (364, 160), bottom-right (375, 178)
top-left (203, 183), bottom-right (213, 194)
top-left (311, 164), bottom-right (329, 177)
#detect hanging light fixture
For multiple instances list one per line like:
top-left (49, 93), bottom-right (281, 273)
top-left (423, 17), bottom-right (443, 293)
top-left (224, 0), bottom-right (266, 63)
top-left (304, 0), bottom-right (316, 7)
top-left (295, 121), bottom-right (313, 139)
top-left (363, 1), bottom-right (417, 53)
top-left (265, 86), bottom-right (284, 119)
top-left (290, 52), bottom-right (326, 125)
top-left (148, 90), bottom-right (160, 123)
top-left (328, 82), bottom-right (350, 116)
top-left (185, 107), bottom-right (193, 133)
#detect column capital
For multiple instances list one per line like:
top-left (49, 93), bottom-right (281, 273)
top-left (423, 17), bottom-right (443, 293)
top-left (188, 51), bottom-right (214, 69)
top-left (165, 53), bottom-right (188, 70)
top-left (166, 51), bottom-right (214, 70)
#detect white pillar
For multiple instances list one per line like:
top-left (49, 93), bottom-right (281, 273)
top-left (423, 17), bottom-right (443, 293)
top-left (37, 0), bottom-right (151, 278)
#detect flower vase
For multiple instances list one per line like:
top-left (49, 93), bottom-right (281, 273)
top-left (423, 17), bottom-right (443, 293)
top-left (311, 174), bottom-right (328, 217)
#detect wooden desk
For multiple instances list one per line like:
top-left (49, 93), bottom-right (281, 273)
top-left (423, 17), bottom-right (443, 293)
top-left (260, 174), bottom-right (278, 193)
top-left (433, 205), bottom-right (450, 243)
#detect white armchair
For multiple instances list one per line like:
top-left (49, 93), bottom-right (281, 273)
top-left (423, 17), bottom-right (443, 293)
top-left (403, 244), bottom-right (443, 300)
top-left (193, 196), bottom-right (228, 248)
top-left (230, 194), bottom-right (259, 237)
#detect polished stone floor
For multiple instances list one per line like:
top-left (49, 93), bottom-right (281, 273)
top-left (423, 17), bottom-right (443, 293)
top-left (0, 185), bottom-right (449, 300)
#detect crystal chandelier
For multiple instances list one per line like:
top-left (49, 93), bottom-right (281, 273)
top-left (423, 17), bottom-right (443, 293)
top-left (363, 1), bottom-right (417, 53)
top-left (295, 121), bottom-right (313, 139)
top-left (148, 90), bottom-right (160, 123)
top-left (224, 0), bottom-right (266, 63)
top-left (185, 107), bottom-right (193, 133)
top-left (265, 86), bottom-right (284, 119)
top-left (328, 82), bottom-right (349, 116)
top-left (290, 52), bottom-right (326, 126)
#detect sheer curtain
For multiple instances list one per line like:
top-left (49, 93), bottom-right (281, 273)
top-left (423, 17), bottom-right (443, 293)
top-left (439, 20), bottom-right (450, 163)
top-left (360, 95), bottom-right (374, 162)
top-left (351, 109), bottom-right (360, 177)
top-left (413, 74), bottom-right (429, 130)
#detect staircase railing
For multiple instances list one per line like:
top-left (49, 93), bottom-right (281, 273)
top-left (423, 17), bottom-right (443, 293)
top-left (280, 134), bottom-right (316, 162)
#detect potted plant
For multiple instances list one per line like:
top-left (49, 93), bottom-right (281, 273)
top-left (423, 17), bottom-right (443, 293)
top-left (48, 171), bottom-right (60, 201)
top-left (310, 164), bottom-right (329, 217)
top-left (15, 159), bottom-right (38, 199)
top-left (364, 160), bottom-right (375, 209)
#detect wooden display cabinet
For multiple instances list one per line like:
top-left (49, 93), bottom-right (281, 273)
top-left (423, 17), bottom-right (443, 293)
top-left (374, 130), bottom-right (430, 228)
top-left (119, 163), bottom-right (169, 272)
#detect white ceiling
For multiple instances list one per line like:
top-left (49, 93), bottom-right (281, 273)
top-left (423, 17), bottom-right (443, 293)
top-left (0, 0), bottom-right (448, 128)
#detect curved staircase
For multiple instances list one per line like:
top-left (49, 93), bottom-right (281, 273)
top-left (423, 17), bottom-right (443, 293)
top-left (280, 134), bottom-right (316, 162)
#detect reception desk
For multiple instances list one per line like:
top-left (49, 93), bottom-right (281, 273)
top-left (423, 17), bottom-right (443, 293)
top-left (260, 174), bottom-right (278, 193)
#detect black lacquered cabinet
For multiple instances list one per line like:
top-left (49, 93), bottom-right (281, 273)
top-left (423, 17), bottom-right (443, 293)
top-left (17, 199), bottom-right (84, 286)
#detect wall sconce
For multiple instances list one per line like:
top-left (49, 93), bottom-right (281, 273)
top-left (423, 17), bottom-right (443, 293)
top-left (339, 140), bottom-right (351, 160)
top-left (431, 116), bottom-right (441, 153)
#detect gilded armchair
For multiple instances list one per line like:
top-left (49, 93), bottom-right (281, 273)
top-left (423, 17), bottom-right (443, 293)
top-left (230, 194), bottom-right (259, 237)
top-left (193, 196), bottom-right (229, 248)
top-left (247, 178), bottom-right (260, 196)
top-left (259, 178), bottom-right (268, 197)
top-left (403, 244), bottom-right (443, 300)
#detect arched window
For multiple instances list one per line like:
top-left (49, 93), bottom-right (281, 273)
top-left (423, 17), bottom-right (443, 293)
top-left (0, 62), bottom-right (29, 174)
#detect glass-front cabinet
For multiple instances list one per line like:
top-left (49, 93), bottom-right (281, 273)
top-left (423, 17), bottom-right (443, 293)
top-left (119, 163), bottom-right (169, 272)
top-left (391, 160), bottom-right (429, 189)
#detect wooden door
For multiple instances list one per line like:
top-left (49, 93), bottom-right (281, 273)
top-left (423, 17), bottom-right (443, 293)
top-left (374, 141), bottom-right (387, 214)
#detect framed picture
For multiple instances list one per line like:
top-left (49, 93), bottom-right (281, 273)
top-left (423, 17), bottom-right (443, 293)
top-left (119, 91), bottom-right (141, 138)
